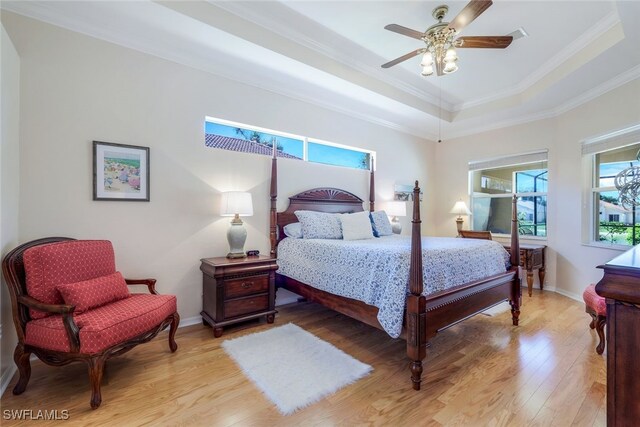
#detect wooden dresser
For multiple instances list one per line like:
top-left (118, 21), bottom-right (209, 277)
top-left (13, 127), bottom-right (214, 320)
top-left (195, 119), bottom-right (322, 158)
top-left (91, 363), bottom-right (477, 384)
top-left (596, 246), bottom-right (640, 426)
top-left (200, 256), bottom-right (278, 337)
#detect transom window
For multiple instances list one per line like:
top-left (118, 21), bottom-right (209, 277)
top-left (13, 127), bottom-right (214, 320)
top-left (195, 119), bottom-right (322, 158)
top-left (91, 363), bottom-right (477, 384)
top-left (204, 117), bottom-right (373, 171)
top-left (469, 152), bottom-right (548, 238)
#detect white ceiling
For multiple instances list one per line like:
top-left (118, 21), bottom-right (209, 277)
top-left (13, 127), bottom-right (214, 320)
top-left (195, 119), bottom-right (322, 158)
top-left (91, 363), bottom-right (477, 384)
top-left (3, 0), bottom-right (640, 141)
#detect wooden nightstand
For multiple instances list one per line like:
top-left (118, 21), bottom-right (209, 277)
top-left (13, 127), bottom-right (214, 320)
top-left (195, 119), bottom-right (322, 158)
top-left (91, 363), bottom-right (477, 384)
top-left (200, 256), bottom-right (278, 338)
top-left (502, 243), bottom-right (546, 297)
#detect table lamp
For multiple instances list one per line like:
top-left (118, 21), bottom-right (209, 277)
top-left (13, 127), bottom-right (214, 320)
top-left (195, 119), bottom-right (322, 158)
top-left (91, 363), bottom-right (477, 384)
top-left (220, 191), bottom-right (253, 258)
top-left (450, 200), bottom-right (472, 235)
top-left (386, 201), bottom-right (407, 234)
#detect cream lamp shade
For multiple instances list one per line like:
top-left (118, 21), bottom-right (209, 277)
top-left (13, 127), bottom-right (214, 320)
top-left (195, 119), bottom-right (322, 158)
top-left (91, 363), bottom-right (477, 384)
top-left (220, 192), bottom-right (253, 258)
top-left (449, 200), bottom-right (471, 217)
top-left (450, 200), bottom-right (471, 236)
top-left (220, 191), bottom-right (253, 217)
top-left (386, 201), bottom-right (407, 218)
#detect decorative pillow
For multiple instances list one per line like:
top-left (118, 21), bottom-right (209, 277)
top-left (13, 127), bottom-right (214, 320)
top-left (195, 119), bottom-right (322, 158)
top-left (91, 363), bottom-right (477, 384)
top-left (283, 222), bottom-right (304, 239)
top-left (294, 210), bottom-right (343, 239)
top-left (340, 211), bottom-right (374, 241)
top-left (370, 211), bottom-right (393, 236)
top-left (369, 213), bottom-right (380, 237)
top-left (56, 271), bottom-right (130, 314)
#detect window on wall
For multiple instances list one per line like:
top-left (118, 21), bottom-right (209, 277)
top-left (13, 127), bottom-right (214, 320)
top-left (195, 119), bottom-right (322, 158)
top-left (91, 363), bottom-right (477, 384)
top-left (469, 151), bottom-right (548, 238)
top-left (204, 117), bottom-right (374, 171)
top-left (588, 142), bottom-right (640, 246)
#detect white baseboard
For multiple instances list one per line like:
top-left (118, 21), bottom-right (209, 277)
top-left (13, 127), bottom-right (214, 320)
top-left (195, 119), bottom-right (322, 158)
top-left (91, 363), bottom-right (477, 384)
top-left (179, 315), bottom-right (203, 328)
top-left (553, 287), bottom-right (583, 303)
top-left (0, 365), bottom-right (17, 399)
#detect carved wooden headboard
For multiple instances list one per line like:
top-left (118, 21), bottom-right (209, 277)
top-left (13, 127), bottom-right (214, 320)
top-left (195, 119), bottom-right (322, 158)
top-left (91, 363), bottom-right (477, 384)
top-left (269, 151), bottom-right (374, 256)
top-left (275, 188), bottom-right (364, 245)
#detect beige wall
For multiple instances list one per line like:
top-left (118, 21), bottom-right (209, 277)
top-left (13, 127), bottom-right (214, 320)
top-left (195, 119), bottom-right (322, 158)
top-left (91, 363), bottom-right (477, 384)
top-left (0, 13), bottom-right (435, 334)
top-left (434, 79), bottom-right (640, 299)
top-left (1, 23), bottom-right (21, 391)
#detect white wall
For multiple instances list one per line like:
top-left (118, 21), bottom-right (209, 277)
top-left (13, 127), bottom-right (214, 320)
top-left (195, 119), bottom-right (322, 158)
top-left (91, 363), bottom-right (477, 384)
top-left (1, 22), bottom-right (21, 394)
top-left (0, 13), bottom-right (435, 329)
top-left (434, 78), bottom-right (640, 300)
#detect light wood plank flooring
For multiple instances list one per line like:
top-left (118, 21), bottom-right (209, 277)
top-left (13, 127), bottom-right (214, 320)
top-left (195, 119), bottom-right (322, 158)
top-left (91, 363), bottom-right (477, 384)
top-left (0, 290), bottom-right (605, 426)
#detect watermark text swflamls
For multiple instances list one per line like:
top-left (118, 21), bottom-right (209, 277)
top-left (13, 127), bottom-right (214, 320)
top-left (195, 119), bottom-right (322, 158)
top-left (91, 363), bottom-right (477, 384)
top-left (3, 409), bottom-right (70, 421)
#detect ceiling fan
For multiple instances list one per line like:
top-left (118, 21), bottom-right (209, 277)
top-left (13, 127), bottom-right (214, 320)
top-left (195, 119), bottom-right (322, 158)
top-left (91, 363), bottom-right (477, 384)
top-left (381, 0), bottom-right (515, 76)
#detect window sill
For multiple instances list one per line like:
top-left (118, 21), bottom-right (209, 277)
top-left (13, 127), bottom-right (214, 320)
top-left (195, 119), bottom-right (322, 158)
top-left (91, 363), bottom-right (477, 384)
top-left (581, 242), bottom-right (632, 252)
top-left (492, 234), bottom-right (547, 243)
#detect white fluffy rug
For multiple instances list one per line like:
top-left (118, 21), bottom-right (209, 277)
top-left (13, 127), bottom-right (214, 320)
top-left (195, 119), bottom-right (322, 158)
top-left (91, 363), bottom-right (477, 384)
top-left (222, 323), bottom-right (372, 415)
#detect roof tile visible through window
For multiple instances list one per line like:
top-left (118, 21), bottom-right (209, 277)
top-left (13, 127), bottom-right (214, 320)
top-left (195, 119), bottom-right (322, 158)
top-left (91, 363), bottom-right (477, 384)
top-left (205, 134), bottom-right (301, 159)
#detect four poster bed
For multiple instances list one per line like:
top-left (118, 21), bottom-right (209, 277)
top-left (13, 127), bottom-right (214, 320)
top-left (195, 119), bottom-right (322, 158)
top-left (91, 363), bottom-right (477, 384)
top-left (268, 153), bottom-right (521, 389)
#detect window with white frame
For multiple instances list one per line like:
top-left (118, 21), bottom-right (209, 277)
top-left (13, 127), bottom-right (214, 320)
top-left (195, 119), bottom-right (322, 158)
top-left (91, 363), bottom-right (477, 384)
top-left (584, 131), bottom-right (640, 246)
top-left (469, 151), bottom-right (548, 238)
top-left (204, 117), bottom-right (373, 171)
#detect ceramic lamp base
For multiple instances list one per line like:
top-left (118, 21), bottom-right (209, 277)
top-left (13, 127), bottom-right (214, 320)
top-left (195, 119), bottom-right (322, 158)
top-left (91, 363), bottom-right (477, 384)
top-left (391, 217), bottom-right (402, 234)
top-left (226, 219), bottom-right (247, 259)
top-left (455, 217), bottom-right (464, 236)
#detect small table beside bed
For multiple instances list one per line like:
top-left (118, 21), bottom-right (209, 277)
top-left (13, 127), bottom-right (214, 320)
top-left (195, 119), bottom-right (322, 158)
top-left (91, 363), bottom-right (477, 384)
top-left (267, 153), bottom-right (521, 390)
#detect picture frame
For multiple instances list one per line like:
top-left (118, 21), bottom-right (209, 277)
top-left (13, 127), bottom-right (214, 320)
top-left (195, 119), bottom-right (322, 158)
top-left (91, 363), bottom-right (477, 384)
top-left (394, 183), bottom-right (423, 202)
top-left (93, 141), bottom-right (150, 201)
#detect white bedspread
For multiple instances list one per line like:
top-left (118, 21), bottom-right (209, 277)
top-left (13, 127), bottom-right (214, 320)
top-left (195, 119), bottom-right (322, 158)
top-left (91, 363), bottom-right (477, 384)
top-left (277, 235), bottom-right (510, 338)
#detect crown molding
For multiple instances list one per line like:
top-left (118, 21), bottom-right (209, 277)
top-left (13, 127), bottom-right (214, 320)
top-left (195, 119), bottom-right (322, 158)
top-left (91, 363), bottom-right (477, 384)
top-left (446, 66), bottom-right (640, 140)
top-left (453, 10), bottom-right (621, 112)
top-left (211, 1), bottom-right (455, 112)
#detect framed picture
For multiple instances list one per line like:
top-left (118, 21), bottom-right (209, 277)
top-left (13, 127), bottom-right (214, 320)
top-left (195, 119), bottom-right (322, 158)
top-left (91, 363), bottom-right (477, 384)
top-left (394, 184), bottom-right (423, 202)
top-left (93, 141), bottom-right (150, 201)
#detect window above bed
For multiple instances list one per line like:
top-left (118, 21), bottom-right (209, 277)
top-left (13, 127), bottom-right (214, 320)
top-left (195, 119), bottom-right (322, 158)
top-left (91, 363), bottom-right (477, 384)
top-left (204, 117), bottom-right (374, 171)
top-left (469, 151), bottom-right (548, 239)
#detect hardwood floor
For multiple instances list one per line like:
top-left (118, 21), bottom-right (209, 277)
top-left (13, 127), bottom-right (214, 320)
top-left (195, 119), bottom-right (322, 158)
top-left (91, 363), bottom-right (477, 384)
top-left (0, 290), bottom-right (606, 426)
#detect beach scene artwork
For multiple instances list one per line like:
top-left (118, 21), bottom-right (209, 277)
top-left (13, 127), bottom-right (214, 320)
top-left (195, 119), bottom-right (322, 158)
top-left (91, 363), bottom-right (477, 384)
top-left (103, 151), bottom-right (141, 193)
top-left (94, 141), bottom-right (149, 201)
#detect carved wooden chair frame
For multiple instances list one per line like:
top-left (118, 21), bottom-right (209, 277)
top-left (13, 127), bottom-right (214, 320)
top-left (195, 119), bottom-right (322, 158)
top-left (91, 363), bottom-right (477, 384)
top-left (1, 237), bottom-right (180, 409)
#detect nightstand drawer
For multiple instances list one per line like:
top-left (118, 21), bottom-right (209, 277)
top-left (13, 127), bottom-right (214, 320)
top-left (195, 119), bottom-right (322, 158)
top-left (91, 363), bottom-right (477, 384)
top-left (225, 295), bottom-right (269, 319)
top-left (225, 275), bottom-right (269, 298)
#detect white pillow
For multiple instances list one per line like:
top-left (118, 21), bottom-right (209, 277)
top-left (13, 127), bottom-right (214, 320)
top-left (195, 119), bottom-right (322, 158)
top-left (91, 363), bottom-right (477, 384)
top-left (340, 211), bottom-right (374, 241)
top-left (283, 222), bottom-right (303, 239)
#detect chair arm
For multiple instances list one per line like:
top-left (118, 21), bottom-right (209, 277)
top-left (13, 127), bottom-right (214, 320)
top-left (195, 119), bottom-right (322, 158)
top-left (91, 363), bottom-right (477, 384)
top-left (125, 278), bottom-right (158, 295)
top-left (18, 295), bottom-right (75, 314)
top-left (17, 295), bottom-right (80, 353)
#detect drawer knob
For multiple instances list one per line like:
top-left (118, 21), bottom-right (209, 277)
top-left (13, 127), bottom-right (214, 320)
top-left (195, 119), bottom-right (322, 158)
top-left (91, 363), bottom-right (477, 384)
top-left (241, 282), bottom-right (253, 289)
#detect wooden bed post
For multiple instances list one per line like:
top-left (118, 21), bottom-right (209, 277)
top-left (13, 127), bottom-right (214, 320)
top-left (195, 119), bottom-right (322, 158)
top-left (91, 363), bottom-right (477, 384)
top-left (406, 180), bottom-right (426, 390)
top-left (369, 157), bottom-right (375, 212)
top-left (270, 151), bottom-right (278, 257)
top-left (509, 194), bottom-right (521, 326)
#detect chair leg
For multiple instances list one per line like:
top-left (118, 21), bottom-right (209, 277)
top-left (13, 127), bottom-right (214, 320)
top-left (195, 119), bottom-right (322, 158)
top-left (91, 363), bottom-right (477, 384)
top-left (12, 344), bottom-right (31, 395)
top-left (588, 312), bottom-right (596, 329)
top-left (169, 312), bottom-right (179, 353)
top-left (87, 356), bottom-right (107, 409)
top-left (595, 315), bottom-right (606, 355)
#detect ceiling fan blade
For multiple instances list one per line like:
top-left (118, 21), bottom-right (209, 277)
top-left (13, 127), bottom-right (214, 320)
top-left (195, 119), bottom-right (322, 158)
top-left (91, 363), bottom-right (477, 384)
top-left (448, 0), bottom-right (493, 34)
top-left (456, 36), bottom-right (513, 49)
top-left (381, 49), bottom-right (425, 69)
top-left (384, 24), bottom-right (425, 40)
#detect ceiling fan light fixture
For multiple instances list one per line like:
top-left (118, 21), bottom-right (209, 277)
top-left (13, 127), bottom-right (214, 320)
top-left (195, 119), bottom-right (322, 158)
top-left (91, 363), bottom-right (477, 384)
top-left (443, 61), bottom-right (459, 74)
top-left (420, 51), bottom-right (433, 66)
top-left (444, 47), bottom-right (458, 62)
top-left (421, 65), bottom-right (434, 76)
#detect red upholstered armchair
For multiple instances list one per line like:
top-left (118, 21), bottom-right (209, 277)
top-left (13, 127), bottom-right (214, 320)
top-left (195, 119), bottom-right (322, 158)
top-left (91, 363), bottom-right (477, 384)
top-left (1, 237), bottom-right (180, 409)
